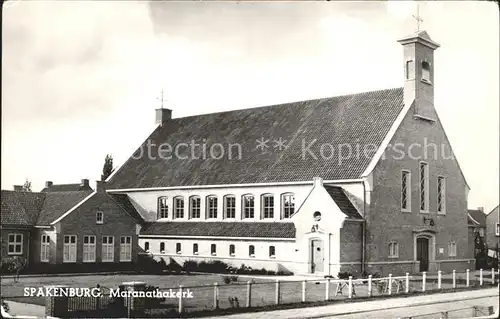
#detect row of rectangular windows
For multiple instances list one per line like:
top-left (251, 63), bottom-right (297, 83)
top-left (157, 193), bottom-right (295, 220)
top-left (388, 241), bottom-right (457, 258)
top-left (401, 163), bottom-right (446, 213)
top-left (144, 241), bottom-right (276, 259)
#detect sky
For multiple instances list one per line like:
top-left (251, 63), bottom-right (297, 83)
top-left (2, 0), bottom-right (499, 212)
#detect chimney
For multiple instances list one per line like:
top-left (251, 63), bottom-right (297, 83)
top-left (45, 181), bottom-right (53, 188)
top-left (398, 31), bottom-right (440, 121)
top-left (96, 180), bottom-right (107, 193)
top-left (13, 185), bottom-right (24, 191)
top-left (313, 177), bottom-right (323, 187)
top-left (477, 207), bottom-right (484, 213)
top-left (155, 108), bottom-right (172, 126)
top-left (80, 179), bottom-right (89, 188)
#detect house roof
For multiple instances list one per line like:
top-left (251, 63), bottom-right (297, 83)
top-left (324, 186), bottom-right (363, 219)
top-left (1, 190), bottom-right (46, 226)
top-left (41, 183), bottom-right (93, 192)
top-left (37, 191), bottom-right (94, 225)
top-left (486, 205), bottom-right (499, 216)
top-left (467, 214), bottom-right (479, 227)
top-left (109, 194), bottom-right (144, 223)
top-left (140, 222), bottom-right (296, 238)
top-left (108, 87), bottom-right (404, 189)
top-left (468, 209), bottom-right (486, 227)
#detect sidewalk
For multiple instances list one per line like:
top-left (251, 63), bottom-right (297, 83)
top-left (212, 287), bottom-right (499, 319)
top-left (4, 301), bottom-right (45, 317)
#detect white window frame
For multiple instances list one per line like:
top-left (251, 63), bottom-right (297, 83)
top-left (211, 244), bottom-right (217, 256)
top-left (102, 236), bottom-right (114, 262)
top-left (189, 196), bottom-right (201, 219)
top-left (437, 176), bottom-right (446, 214)
top-left (262, 194), bottom-right (274, 219)
top-left (83, 235), bottom-right (96, 262)
top-left (96, 211), bottom-right (104, 224)
top-left (229, 244), bottom-right (235, 257)
top-left (388, 241), bottom-right (399, 258)
top-left (496, 223), bottom-right (500, 236)
top-left (173, 196), bottom-right (185, 219)
top-left (193, 243), bottom-right (199, 255)
top-left (405, 60), bottom-right (414, 80)
top-left (401, 170), bottom-right (411, 212)
top-left (40, 234), bottom-right (50, 262)
top-left (281, 193), bottom-right (295, 219)
top-left (269, 245), bottom-right (276, 259)
top-left (63, 235), bottom-right (77, 263)
top-left (419, 162), bottom-right (429, 213)
top-left (144, 241), bottom-right (150, 252)
top-left (7, 233), bottom-right (23, 256)
top-left (242, 194), bottom-right (255, 219)
top-left (160, 242), bottom-right (166, 254)
top-left (157, 196), bottom-right (169, 219)
top-left (224, 195), bottom-right (236, 219)
top-left (176, 242), bottom-right (182, 254)
top-left (448, 241), bottom-right (457, 257)
top-left (249, 245), bottom-right (255, 258)
top-left (120, 236), bottom-right (132, 262)
top-left (206, 196), bottom-right (218, 219)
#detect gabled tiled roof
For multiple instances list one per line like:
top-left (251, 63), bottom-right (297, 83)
top-left (324, 186), bottom-right (363, 219)
top-left (468, 209), bottom-right (486, 227)
top-left (1, 190), bottom-right (46, 226)
top-left (108, 88), bottom-right (404, 189)
top-left (41, 183), bottom-right (93, 192)
top-left (140, 222), bottom-right (296, 238)
top-left (109, 194), bottom-right (144, 223)
top-left (37, 191), bottom-right (93, 225)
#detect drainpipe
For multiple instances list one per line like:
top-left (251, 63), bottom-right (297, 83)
top-left (361, 181), bottom-right (367, 274)
top-left (328, 232), bottom-right (332, 277)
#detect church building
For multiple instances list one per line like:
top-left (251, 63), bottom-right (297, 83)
top-left (106, 30), bottom-right (474, 276)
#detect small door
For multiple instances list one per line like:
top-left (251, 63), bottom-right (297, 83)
top-left (311, 240), bottom-right (324, 273)
top-left (417, 237), bottom-right (429, 272)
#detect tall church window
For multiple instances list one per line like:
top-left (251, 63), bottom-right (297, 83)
top-left (206, 196), bottom-right (218, 219)
top-left (242, 194), bottom-right (255, 219)
top-left (157, 197), bottom-right (169, 219)
top-left (401, 170), bottom-right (411, 211)
top-left (262, 194), bottom-right (274, 219)
top-left (437, 176), bottom-right (446, 214)
top-left (282, 193), bottom-right (295, 218)
top-left (189, 196), bottom-right (201, 219)
top-left (224, 195), bottom-right (236, 219)
top-left (419, 162), bottom-right (428, 212)
top-left (173, 196), bottom-right (184, 219)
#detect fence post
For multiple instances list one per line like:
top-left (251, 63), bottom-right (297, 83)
top-left (480, 269), bottom-right (483, 286)
top-left (275, 280), bottom-right (280, 305)
top-left (422, 271), bottom-right (426, 292)
top-left (246, 281), bottom-right (252, 308)
top-left (388, 274), bottom-right (392, 295)
top-left (472, 306), bottom-right (477, 317)
top-left (368, 275), bottom-right (372, 297)
top-left (348, 276), bottom-right (353, 299)
top-left (302, 280), bottom-right (306, 302)
top-left (466, 269), bottom-right (470, 287)
top-left (441, 311), bottom-right (449, 319)
top-left (492, 268), bottom-right (495, 284)
top-left (213, 283), bottom-right (219, 309)
top-left (438, 271), bottom-right (442, 289)
top-left (405, 273), bottom-right (410, 293)
top-left (325, 278), bottom-right (330, 301)
top-left (452, 270), bottom-right (456, 289)
top-left (178, 285), bottom-right (184, 314)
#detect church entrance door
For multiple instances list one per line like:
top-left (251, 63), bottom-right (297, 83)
top-left (311, 239), bottom-right (324, 273)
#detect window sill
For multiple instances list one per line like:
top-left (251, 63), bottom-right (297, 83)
top-left (96, 222), bottom-right (103, 225)
top-left (388, 256), bottom-right (399, 259)
top-left (176, 251), bottom-right (182, 254)
top-left (270, 256), bottom-right (276, 259)
top-left (419, 210), bottom-right (430, 214)
top-left (40, 260), bottom-right (50, 263)
top-left (230, 254), bottom-right (235, 257)
top-left (437, 212), bottom-right (446, 216)
top-left (193, 252), bottom-right (199, 255)
top-left (7, 252), bottom-right (23, 256)
top-left (63, 260), bottom-right (77, 263)
top-left (401, 209), bottom-right (411, 213)
top-left (83, 260), bottom-right (96, 263)
top-left (211, 253), bottom-right (217, 256)
top-left (160, 251), bottom-right (165, 254)
top-left (249, 255), bottom-right (255, 258)
top-left (120, 259), bottom-right (132, 262)
top-left (102, 260), bottom-right (115, 263)
top-left (421, 79), bottom-right (432, 85)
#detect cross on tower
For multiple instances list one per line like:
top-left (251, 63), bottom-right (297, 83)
top-left (412, 4), bottom-right (423, 33)
top-left (156, 89), bottom-right (168, 109)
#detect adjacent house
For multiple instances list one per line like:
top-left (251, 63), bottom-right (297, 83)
top-left (468, 207), bottom-right (486, 239)
top-left (0, 180), bottom-right (142, 271)
top-left (104, 30), bottom-right (474, 276)
top-left (485, 205), bottom-right (499, 254)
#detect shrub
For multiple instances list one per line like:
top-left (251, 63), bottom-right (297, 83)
top-left (1, 299), bottom-right (9, 313)
top-left (182, 260), bottom-right (199, 273)
top-left (222, 275), bottom-right (239, 284)
top-left (337, 272), bottom-right (352, 279)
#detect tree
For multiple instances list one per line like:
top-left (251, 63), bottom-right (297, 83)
top-left (22, 179), bottom-right (32, 192)
top-left (101, 154), bottom-right (114, 181)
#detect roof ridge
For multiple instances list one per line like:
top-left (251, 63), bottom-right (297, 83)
top-left (171, 87), bottom-right (403, 121)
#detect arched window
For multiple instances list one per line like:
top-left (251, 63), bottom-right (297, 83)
top-left (242, 194), bottom-right (255, 219)
top-left (269, 246), bottom-right (276, 258)
top-left (189, 196), bottom-right (201, 219)
top-left (160, 242), bottom-right (165, 254)
top-left (211, 244), bottom-right (217, 256)
top-left (249, 245), bottom-right (255, 257)
top-left (224, 195), bottom-right (236, 219)
top-left (229, 244), bottom-right (235, 256)
top-left (173, 196), bottom-right (184, 219)
top-left (176, 243), bottom-right (182, 254)
top-left (157, 197), bottom-right (169, 219)
top-left (206, 196), bottom-right (218, 219)
top-left (261, 194), bottom-right (274, 219)
top-left (421, 61), bottom-right (431, 83)
top-left (144, 241), bottom-right (150, 252)
top-left (281, 193), bottom-right (295, 219)
top-left (193, 243), bottom-right (199, 255)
